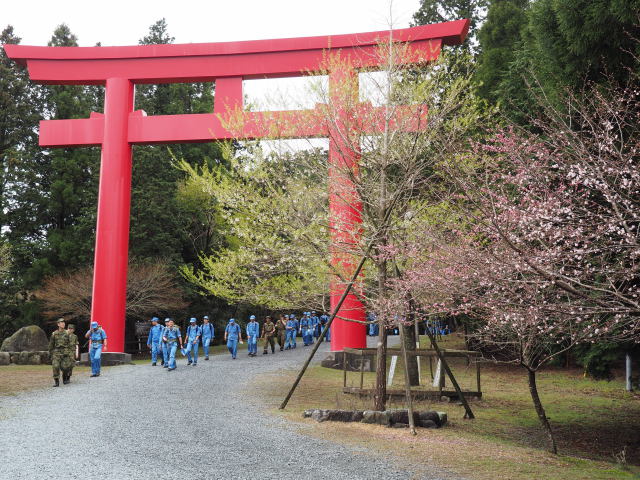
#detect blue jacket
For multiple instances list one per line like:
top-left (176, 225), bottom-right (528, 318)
top-left (201, 323), bottom-right (215, 339)
top-left (286, 319), bottom-right (297, 331)
top-left (163, 326), bottom-right (181, 342)
top-left (87, 328), bottom-right (107, 345)
top-left (186, 325), bottom-right (202, 341)
top-left (225, 323), bottom-right (241, 341)
top-left (300, 318), bottom-right (311, 329)
top-left (147, 324), bottom-right (164, 345)
top-left (246, 321), bottom-right (260, 338)
top-left (310, 315), bottom-right (320, 327)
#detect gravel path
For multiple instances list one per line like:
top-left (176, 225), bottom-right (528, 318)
top-left (0, 338), bottom-right (458, 480)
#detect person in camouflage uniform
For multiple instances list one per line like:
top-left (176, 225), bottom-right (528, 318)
top-left (65, 324), bottom-right (79, 384)
top-left (262, 316), bottom-right (276, 355)
top-left (48, 318), bottom-right (72, 387)
top-left (276, 314), bottom-right (287, 352)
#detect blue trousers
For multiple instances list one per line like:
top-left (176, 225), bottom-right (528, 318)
top-left (248, 336), bottom-right (258, 354)
top-left (324, 326), bottom-right (331, 341)
top-left (185, 340), bottom-right (199, 364)
top-left (285, 330), bottom-right (295, 349)
top-left (89, 345), bottom-right (103, 375)
top-left (227, 338), bottom-right (238, 358)
top-left (161, 342), bottom-right (169, 365)
top-left (202, 337), bottom-right (212, 357)
top-left (150, 342), bottom-right (161, 363)
top-left (167, 342), bottom-right (178, 369)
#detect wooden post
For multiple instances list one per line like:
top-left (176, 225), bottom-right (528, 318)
top-left (343, 350), bottom-right (347, 388)
top-left (399, 325), bottom-right (417, 435)
top-left (476, 357), bottom-right (481, 395)
top-left (360, 351), bottom-right (365, 390)
top-left (424, 326), bottom-right (475, 419)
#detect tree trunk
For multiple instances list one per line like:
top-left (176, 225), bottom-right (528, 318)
top-left (402, 323), bottom-right (420, 386)
top-left (527, 368), bottom-right (557, 454)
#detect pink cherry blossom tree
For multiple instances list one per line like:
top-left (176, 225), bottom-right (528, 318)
top-left (384, 82), bottom-right (640, 453)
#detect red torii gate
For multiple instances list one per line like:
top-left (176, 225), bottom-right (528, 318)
top-left (4, 19), bottom-right (469, 354)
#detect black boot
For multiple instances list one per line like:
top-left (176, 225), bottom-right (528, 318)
top-left (62, 374), bottom-right (69, 385)
top-left (53, 378), bottom-right (60, 387)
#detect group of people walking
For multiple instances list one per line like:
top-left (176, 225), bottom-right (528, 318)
top-left (146, 316), bottom-right (216, 371)
top-left (48, 317), bottom-right (106, 387)
top-left (49, 310), bottom-right (333, 385)
top-left (146, 311), bottom-right (331, 366)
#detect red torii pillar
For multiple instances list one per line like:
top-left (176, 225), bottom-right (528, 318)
top-left (4, 19), bottom-right (469, 353)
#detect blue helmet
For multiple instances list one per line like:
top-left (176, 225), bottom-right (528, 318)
top-left (164, 318), bottom-right (171, 323)
top-left (249, 315), bottom-right (256, 320)
top-left (90, 321), bottom-right (98, 328)
top-left (229, 318), bottom-right (235, 323)
top-left (151, 317), bottom-right (159, 322)
top-left (189, 318), bottom-right (196, 323)
top-left (203, 315), bottom-right (209, 320)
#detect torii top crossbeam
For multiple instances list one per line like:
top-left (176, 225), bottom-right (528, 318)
top-left (6, 20), bottom-right (467, 83)
top-left (4, 19), bottom-right (469, 354)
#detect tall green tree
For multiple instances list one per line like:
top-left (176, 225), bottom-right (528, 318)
top-left (131, 19), bottom-right (223, 265)
top-left (474, 0), bottom-right (528, 105)
top-left (6, 24), bottom-right (101, 287)
top-left (412, 0), bottom-right (489, 53)
top-left (476, 0), bottom-right (640, 118)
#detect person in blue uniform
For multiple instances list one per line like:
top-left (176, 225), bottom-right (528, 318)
top-left (184, 318), bottom-right (201, 366)
top-left (84, 321), bottom-right (107, 377)
top-left (284, 315), bottom-right (297, 350)
top-left (291, 314), bottom-right (298, 348)
top-left (146, 317), bottom-right (164, 366)
top-left (162, 319), bottom-right (183, 371)
top-left (300, 313), bottom-right (312, 346)
top-left (161, 318), bottom-right (170, 367)
top-left (310, 311), bottom-right (320, 340)
top-left (320, 312), bottom-right (330, 341)
top-left (367, 312), bottom-right (379, 336)
top-left (246, 315), bottom-right (260, 357)
top-left (201, 316), bottom-right (215, 360)
top-left (224, 318), bottom-right (242, 359)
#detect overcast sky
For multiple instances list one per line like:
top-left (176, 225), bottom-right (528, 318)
top-left (4, 0), bottom-right (421, 47)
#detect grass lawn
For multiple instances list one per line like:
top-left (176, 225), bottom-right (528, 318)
top-left (0, 364), bottom-right (92, 397)
top-left (257, 334), bottom-right (640, 480)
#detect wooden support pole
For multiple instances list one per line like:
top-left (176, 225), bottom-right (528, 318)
top-left (399, 324), bottom-right (417, 435)
top-left (424, 326), bottom-right (475, 419)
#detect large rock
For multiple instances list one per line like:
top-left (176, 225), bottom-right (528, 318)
top-left (304, 409), bottom-right (364, 423)
top-left (361, 410), bottom-right (392, 426)
top-left (1, 325), bottom-right (48, 352)
top-left (0, 352), bottom-right (9, 365)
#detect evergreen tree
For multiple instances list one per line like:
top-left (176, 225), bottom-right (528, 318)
top-left (412, 0), bottom-right (489, 53)
top-left (131, 19), bottom-right (223, 265)
top-left (474, 0), bottom-right (528, 104)
top-left (6, 24), bottom-right (101, 286)
top-left (476, 0), bottom-right (640, 119)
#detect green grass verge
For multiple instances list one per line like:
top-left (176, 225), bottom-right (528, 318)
top-left (255, 333), bottom-right (640, 480)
